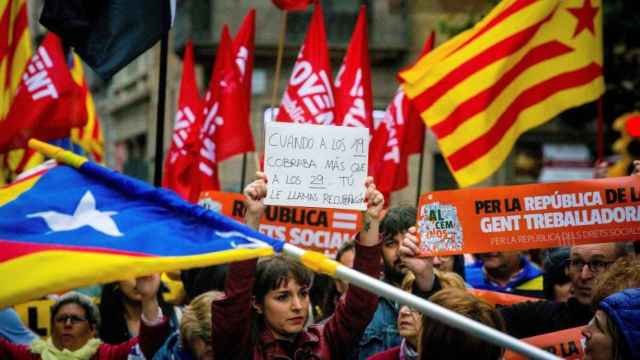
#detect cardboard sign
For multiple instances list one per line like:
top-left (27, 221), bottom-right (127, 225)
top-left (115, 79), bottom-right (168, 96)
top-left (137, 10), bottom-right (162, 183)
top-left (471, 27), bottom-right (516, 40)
top-left (14, 299), bottom-right (55, 338)
top-left (263, 122), bottom-right (369, 210)
top-left (199, 191), bottom-right (362, 255)
top-left (504, 327), bottom-right (584, 360)
top-left (417, 176), bottom-right (640, 255)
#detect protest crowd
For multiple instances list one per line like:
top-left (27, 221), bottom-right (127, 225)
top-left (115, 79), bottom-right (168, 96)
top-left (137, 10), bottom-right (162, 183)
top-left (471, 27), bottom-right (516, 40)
top-left (2, 0), bottom-right (640, 359)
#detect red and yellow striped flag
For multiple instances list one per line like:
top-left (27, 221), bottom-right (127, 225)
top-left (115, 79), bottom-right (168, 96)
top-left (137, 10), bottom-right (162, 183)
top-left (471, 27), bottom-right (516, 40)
top-left (399, 0), bottom-right (604, 187)
top-left (0, 0), bottom-right (31, 120)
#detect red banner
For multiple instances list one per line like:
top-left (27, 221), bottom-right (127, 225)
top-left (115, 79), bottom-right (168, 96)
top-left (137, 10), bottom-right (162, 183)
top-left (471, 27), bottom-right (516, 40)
top-left (468, 289), bottom-right (540, 307)
top-left (199, 191), bottom-right (361, 255)
top-left (504, 327), bottom-right (584, 360)
top-left (417, 176), bottom-right (640, 255)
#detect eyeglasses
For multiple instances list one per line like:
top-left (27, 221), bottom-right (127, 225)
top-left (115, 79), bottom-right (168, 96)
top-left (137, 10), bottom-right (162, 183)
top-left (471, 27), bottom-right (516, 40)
top-left (54, 314), bottom-right (88, 325)
top-left (567, 259), bottom-right (614, 274)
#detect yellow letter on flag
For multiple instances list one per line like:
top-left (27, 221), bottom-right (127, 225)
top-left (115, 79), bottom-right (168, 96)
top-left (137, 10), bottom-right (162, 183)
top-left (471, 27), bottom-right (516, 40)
top-left (399, 0), bottom-right (604, 187)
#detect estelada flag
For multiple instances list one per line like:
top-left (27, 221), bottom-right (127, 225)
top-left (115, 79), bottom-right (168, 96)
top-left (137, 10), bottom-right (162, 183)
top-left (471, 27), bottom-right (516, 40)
top-left (399, 0), bottom-right (604, 187)
top-left (334, 5), bottom-right (373, 130)
top-left (272, 0), bottom-right (314, 11)
top-left (277, 2), bottom-right (335, 125)
top-left (0, 140), bottom-right (283, 307)
top-left (164, 40), bottom-right (203, 200)
top-left (0, 33), bottom-right (87, 153)
top-left (233, 9), bottom-right (256, 103)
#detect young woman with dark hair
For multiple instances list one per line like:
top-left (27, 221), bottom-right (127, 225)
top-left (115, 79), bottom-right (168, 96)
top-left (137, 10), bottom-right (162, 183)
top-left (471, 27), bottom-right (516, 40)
top-left (211, 173), bottom-right (385, 359)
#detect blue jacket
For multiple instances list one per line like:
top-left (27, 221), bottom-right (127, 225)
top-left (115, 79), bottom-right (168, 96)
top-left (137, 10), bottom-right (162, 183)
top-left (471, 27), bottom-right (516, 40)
top-left (465, 256), bottom-right (543, 298)
top-left (599, 288), bottom-right (640, 360)
top-left (153, 332), bottom-right (193, 360)
top-left (353, 297), bottom-right (401, 360)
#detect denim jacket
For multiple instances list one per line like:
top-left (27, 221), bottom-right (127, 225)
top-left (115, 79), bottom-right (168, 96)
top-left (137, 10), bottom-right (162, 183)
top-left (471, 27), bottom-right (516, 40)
top-left (353, 297), bottom-right (401, 360)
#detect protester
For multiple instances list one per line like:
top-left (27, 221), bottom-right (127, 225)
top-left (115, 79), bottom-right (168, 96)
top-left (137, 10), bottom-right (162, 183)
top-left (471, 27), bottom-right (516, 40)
top-left (99, 278), bottom-right (178, 344)
top-left (542, 247), bottom-right (571, 302)
top-left (432, 255), bottom-right (466, 280)
top-left (465, 251), bottom-right (543, 298)
top-left (0, 308), bottom-right (36, 345)
top-left (582, 288), bottom-right (640, 360)
top-left (368, 270), bottom-right (465, 360)
top-left (418, 288), bottom-right (505, 360)
top-left (154, 291), bottom-right (224, 360)
top-left (500, 242), bottom-right (635, 338)
top-left (355, 206), bottom-right (431, 359)
top-left (211, 173), bottom-right (384, 359)
top-left (0, 275), bottom-right (169, 360)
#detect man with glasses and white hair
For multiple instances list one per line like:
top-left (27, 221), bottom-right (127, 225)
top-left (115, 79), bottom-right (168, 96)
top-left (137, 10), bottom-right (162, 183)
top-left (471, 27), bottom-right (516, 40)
top-left (499, 242), bottom-right (635, 338)
top-left (0, 275), bottom-right (170, 360)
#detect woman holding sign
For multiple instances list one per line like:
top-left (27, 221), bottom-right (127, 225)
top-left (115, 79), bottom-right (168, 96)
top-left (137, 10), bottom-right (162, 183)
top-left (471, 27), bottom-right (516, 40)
top-left (211, 173), bottom-right (385, 359)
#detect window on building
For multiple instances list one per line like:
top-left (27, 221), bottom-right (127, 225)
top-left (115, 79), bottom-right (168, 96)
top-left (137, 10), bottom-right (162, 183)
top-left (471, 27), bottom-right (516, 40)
top-left (286, 0), bottom-right (370, 44)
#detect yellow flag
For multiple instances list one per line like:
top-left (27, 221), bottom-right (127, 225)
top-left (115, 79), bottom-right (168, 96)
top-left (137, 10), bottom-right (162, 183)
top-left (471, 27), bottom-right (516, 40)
top-left (400, 0), bottom-right (604, 187)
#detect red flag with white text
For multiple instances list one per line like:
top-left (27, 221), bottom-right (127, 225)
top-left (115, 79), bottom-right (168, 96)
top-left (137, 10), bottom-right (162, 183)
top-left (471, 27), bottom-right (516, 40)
top-left (164, 40), bottom-right (206, 200)
top-left (334, 5), bottom-right (373, 131)
top-left (232, 9), bottom-right (255, 102)
top-left (0, 33), bottom-right (87, 152)
top-left (277, 2), bottom-right (335, 125)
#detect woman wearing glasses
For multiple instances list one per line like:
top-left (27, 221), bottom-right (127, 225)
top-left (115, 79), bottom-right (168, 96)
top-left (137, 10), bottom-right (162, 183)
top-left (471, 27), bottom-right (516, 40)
top-left (0, 275), bottom-right (170, 360)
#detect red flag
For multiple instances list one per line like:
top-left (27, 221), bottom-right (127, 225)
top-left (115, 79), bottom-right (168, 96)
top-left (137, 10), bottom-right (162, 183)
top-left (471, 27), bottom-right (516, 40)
top-left (0, 33), bottom-right (87, 152)
top-left (163, 40), bottom-right (206, 200)
top-left (392, 32), bottom-right (436, 190)
top-left (370, 89), bottom-right (408, 200)
top-left (334, 5), bottom-right (373, 130)
top-left (272, 0), bottom-right (314, 11)
top-left (232, 9), bottom-right (255, 102)
top-left (277, 2), bottom-right (335, 125)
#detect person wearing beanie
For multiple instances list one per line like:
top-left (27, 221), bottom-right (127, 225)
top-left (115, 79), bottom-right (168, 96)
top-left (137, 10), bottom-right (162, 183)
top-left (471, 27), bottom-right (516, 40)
top-left (542, 248), bottom-right (571, 302)
top-left (582, 288), bottom-right (640, 360)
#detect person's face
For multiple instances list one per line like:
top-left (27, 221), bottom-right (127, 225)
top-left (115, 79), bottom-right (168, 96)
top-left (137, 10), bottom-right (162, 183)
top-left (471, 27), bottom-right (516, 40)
top-left (256, 277), bottom-right (310, 339)
top-left (479, 251), bottom-right (521, 272)
top-left (51, 303), bottom-right (96, 351)
top-left (335, 249), bottom-right (355, 294)
top-left (569, 244), bottom-right (617, 305)
top-left (118, 278), bottom-right (143, 302)
top-left (189, 336), bottom-right (214, 360)
top-left (397, 305), bottom-right (422, 346)
top-left (582, 310), bottom-right (614, 360)
top-left (382, 232), bottom-right (408, 279)
top-left (433, 255), bottom-right (454, 272)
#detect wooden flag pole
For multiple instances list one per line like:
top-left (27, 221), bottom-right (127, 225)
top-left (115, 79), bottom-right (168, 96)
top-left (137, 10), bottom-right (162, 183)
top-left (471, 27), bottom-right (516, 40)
top-left (415, 129), bottom-right (427, 207)
top-left (270, 10), bottom-right (288, 111)
top-left (597, 96), bottom-right (604, 163)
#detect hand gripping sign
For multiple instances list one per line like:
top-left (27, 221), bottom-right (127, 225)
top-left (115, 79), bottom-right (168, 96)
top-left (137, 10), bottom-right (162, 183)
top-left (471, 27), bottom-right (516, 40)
top-left (416, 176), bottom-right (640, 255)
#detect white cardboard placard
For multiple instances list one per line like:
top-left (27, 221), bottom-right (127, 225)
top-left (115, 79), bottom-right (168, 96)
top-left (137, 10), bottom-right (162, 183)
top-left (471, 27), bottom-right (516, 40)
top-left (264, 122), bottom-right (369, 210)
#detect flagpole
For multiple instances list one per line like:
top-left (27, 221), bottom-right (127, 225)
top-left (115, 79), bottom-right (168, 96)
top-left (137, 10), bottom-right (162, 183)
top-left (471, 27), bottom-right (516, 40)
top-left (597, 96), bottom-right (604, 163)
top-left (282, 243), bottom-right (560, 360)
top-left (415, 130), bottom-right (426, 207)
top-left (153, 27), bottom-right (169, 187)
top-left (240, 154), bottom-right (248, 193)
top-left (270, 10), bottom-right (288, 111)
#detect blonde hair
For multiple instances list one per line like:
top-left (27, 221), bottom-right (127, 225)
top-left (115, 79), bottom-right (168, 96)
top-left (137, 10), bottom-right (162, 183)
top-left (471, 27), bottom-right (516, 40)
top-left (180, 290), bottom-right (224, 345)
top-left (401, 269), bottom-right (466, 293)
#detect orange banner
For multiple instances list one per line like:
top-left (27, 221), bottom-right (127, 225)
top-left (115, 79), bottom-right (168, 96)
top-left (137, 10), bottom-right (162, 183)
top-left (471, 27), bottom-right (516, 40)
top-left (504, 327), bottom-right (584, 360)
top-left (468, 289), bottom-right (540, 307)
top-left (199, 191), bottom-right (362, 255)
top-left (417, 176), bottom-right (640, 255)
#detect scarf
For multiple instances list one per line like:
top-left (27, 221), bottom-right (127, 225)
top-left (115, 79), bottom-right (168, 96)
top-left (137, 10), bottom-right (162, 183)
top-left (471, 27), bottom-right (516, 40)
top-left (30, 337), bottom-right (102, 360)
top-left (399, 338), bottom-right (418, 360)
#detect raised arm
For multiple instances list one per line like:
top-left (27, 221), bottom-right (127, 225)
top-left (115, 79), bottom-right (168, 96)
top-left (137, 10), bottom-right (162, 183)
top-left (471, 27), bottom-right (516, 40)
top-left (323, 176), bottom-right (384, 357)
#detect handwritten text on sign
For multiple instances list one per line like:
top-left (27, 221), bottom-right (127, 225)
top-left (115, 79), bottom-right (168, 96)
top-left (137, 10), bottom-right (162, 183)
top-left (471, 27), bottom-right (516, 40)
top-left (264, 122), bottom-right (369, 210)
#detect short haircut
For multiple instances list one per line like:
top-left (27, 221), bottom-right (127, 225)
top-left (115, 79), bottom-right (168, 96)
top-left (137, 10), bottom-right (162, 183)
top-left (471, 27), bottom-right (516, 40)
top-left (420, 288), bottom-right (505, 360)
top-left (591, 256), bottom-right (640, 308)
top-left (51, 292), bottom-right (100, 330)
top-left (380, 206), bottom-right (416, 238)
top-left (253, 255), bottom-right (313, 305)
top-left (335, 239), bottom-right (355, 263)
top-left (180, 290), bottom-right (224, 346)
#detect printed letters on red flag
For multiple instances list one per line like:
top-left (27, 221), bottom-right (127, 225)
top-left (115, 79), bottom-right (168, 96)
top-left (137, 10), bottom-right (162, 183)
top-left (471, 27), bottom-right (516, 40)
top-left (272, 0), bottom-right (314, 11)
top-left (334, 5), bottom-right (373, 130)
top-left (277, 2), bottom-right (335, 125)
top-left (0, 33), bottom-right (87, 152)
top-left (232, 9), bottom-right (255, 102)
top-left (164, 40), bottom-right (203, 200)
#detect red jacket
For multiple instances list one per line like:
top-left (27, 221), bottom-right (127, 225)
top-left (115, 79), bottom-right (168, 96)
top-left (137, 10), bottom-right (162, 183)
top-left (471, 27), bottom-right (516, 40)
top-left (0, 316), bottom-right (169, 360)
top-left (368, 346), bottom-right (400, 360)
top-left (212, 240), bottom-right (381, 359)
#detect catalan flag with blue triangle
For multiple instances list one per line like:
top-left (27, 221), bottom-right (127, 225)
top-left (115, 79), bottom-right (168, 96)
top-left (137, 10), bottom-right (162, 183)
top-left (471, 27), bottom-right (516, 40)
top-left (0, 140), bottom-right (282, 307)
